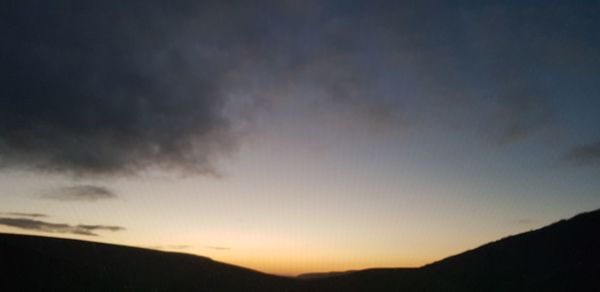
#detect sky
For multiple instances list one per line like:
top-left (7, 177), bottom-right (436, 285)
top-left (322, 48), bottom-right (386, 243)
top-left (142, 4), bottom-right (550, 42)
top-left (1, 0), bottom-right (600, 276)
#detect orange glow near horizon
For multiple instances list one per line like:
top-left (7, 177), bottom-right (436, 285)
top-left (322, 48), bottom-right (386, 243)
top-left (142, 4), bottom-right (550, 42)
top-left (1, 158), bottom-right (592, 277)
top-left (0, 223), bottom-right (527, 276)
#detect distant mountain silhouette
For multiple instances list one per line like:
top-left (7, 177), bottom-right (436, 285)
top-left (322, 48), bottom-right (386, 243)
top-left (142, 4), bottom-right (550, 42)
top-left (0, 234), bottom-right (296, 291)
top-left (296, 270), bottom-right (356, 280)
top-left (304, 209), bottom-right (600, 291)
top-left (1, 209), bottom-right (599, 291)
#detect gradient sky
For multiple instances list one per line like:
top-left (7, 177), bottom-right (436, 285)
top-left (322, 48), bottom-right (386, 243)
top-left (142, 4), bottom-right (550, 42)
top-left (1, 1), bottom-right (600, 276)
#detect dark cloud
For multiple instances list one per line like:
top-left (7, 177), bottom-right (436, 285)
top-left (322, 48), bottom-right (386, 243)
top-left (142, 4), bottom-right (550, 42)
top-left (2, 212), bottom-right (48, 218)
top-left (2, 1), bottom-right (598, 178)
top-left (0, 0), bottom-right (242, 176)
top-left (227, 1), bottom-right (589, 144)
top-left (76, 224), bottom-right (125, 233)
top-left (456, 4), bottom-right (566, 145)
top-left (0, 217), bottom-right (124, 236)
top-left (42, 185), bottom-right (117, 202)
top-left (565, 141), bottom-right (600, 166)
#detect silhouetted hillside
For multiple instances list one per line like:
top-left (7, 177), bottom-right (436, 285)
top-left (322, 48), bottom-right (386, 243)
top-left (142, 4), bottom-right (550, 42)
top-left (0, 234), bottom-right (297, 291)
top-left (296, 270), bottom-right (356, 279)
top-left (1, 209), bottom-right (599, 291)
top-left (306, 209), bottom-right (600, 291)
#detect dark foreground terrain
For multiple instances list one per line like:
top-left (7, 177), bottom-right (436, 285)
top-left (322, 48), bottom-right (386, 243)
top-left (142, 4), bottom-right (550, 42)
top-left (1, 209), bottom-right (599, 291)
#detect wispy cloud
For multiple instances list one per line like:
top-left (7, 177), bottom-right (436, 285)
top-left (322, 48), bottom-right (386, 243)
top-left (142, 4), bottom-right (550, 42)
top-left (205, 245), bottom-right (231, 251)
top-left (565, 141), bottom-right (600, 166)
top-left (487, 92), bottom-right (556, 145)
top-left (0, 217), bottom-right (125, 236)
top-left (2, 212), bottom-right (48, 218)
top-left (41, 185), bottom-right (117, 202)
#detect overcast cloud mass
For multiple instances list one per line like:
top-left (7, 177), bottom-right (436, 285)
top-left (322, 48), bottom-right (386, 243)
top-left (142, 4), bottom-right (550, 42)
top-left (1, 1), bottom-right (599, 176)
top-left (1, 1), bottom-right (239, 176)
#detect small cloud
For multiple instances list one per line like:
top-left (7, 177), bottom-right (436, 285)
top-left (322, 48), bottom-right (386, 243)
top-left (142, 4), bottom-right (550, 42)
top-left (205, 245), bottom-right (231, 251)
top-left (3, 212), bottom-right (48, 218)
top-left (0, 217), bottom-right (124, 236)
top-left (516, 219), bottom-right (534, 225)
top-left (41, 185), bottom-right (117, 202)
top-left (565, 141), bottom-right (600, 166)
top-left (76, 224), bottom-right (125, 232)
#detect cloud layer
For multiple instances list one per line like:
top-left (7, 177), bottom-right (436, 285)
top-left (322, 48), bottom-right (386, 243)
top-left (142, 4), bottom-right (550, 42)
top-left (1, 1), bottom-right (237, 176)
top-left (2, 212), bottom-right (48, 218)
top-left (205, 246), bottom-right (231, 251)
top-left (42, 185), bottom-right (117, 202)
top-left (0, 217), bottom-right (124, 236)
top-left (2, 1), bottom-right (599, 176)
top-left (565, 141), bottom-right (600, 166)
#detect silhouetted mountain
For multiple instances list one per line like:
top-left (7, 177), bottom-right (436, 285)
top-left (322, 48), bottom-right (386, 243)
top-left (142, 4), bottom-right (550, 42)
top-left (296, 270), bottom-right (356, 280)
top-left (1, 209), bottom-right (599, 291)
top-left (0, 234), bottom-right (297, 291)
top-left (305, 209), bottom-right (600, 291)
